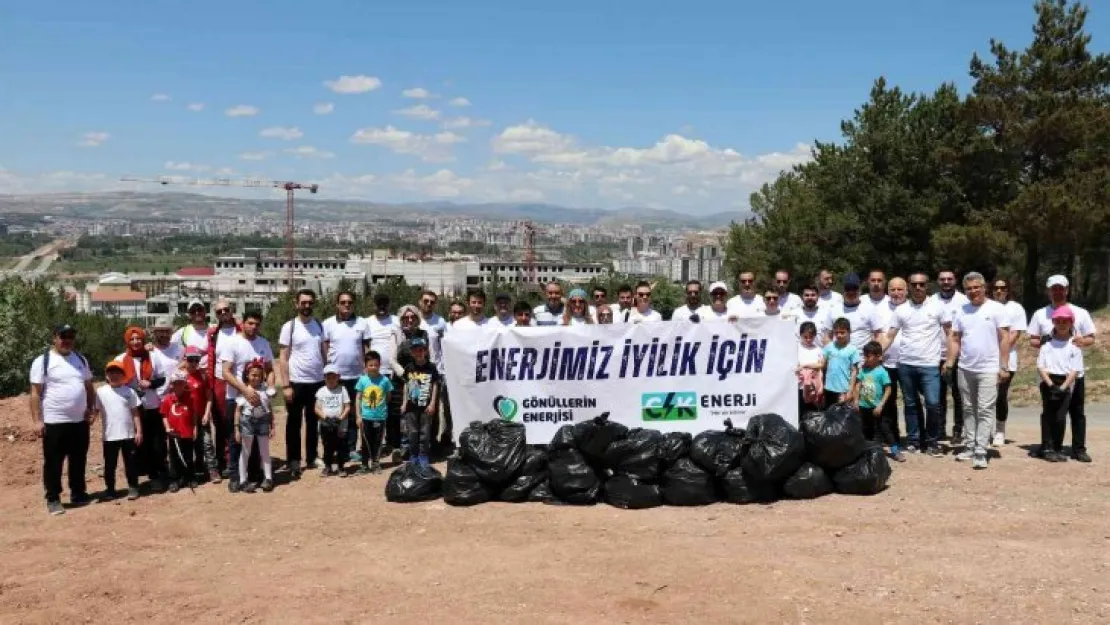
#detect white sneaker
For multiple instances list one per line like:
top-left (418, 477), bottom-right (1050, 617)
top-left (992, 432), bottom-right (1005, 447)
top-left (972, 455), bottom-right (988, 470)
top-left (955, 450), bottom-right (975, 462)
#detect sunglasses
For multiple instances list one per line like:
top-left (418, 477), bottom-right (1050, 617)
top-left (765, 297), bottom-right (779, 302)
top-left (215, 308), bottom-right (230, 314)
top-left (636, 292), bottom-right (651, 298)
top-left (338, 300), bottom-right (354, 305)
top-left (993, 285), bottom-right (1007, 290)
top-left (401, 314), bottom-right (417, 320)
top-left (420, 299), bottom-right (435, 305)
top-left (58, 333), bottom-right (76, 340)
top-left (712, 291), bottom-right (727, 297)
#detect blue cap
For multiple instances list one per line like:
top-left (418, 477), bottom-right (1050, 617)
top-left (410, 337), bottom-right (428, 349)
top-left (54, 323), bottom-right (76, 335)
top-left (843, 273), bottom-right (861, 289)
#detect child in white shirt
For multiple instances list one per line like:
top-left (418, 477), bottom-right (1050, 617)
top-left (95, 360), bottom-right (143, 500)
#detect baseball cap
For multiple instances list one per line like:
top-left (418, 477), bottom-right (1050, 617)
top-left (1047, 275), bottom-right (1069, 288)
top-left (152, 316), bottom-right (174, 329)
top-left (709, 281), bottom-right (728, 293)
top-left (54, 323), bottom-right (76, 336)
top-left (323, 364), bottom-right (340, 376)
top-left (843, 272), bottom-right (862, 289)
top-left (105, 360), bottom-right (125, 373)
top-left (1051, 305), bottom-right (1075, 321)
top-left (187, 299), bottom-right (206, 312)
top-left (410, 337), bottom-right (428, 349)
top-left (184, 346), bottom-right (202, 359)
top-left (170, 370), bottom-right (188, 384)
top-left (495, 292), bottom-right (512, 302)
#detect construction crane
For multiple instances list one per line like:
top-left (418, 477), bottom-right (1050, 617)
top-left (514, 220), bottom-right (538, 286)
top-left (120, 176), bottom-right (319, 290)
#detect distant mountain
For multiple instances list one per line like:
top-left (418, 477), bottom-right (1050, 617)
top-left (0, 191), bottom-right (745, 229)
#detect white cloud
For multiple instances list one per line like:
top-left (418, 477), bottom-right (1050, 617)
top-left (151, 93), bottom-right (171, 102)
top-left (390, 169), bottom-right (474, 198)
top-left (313, 102), bottom-right (335, 115)
top-left (402, 87), bottom-right (435, 99)
top-left (448, 97), bottom-right (471, 107)
top-left (164, 161), bottom-right (210, 172)
top-left (393, 104), bottom-right (440, 121)
top-left (283, 146), bottom-right (335, 159)
top-left (324, 74), bottom-right (382, 94)
top-left (484, 159), bottom-right (509, 172)
top-left (259, 126), bottom-right (304, 140)
top-left (491, 120), bottom-right (574, 155)
top-left (350, 126), bottom-right (464, 162)
top-left (225, 105), bottom-right (260, 117)
top-left (187, 103), bottom-right (205, 112)
top-left (77, 132), bottom-right (110, 147)
top-left (441, 116), bottom-right (491, 130)
top-left (239, 151), bottom-right (271, 161)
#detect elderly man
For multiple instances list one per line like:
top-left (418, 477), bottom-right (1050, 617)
top-left (1027, 275), bottom-right (1096, 462)
top-left (533, 282), bottom-right (565, 326)
top-left (945, 272), bottom-right (1010, 469)
top-left (30, 323), bottom-right (96, 515)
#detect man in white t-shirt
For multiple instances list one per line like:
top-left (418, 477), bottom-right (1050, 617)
top-left (671, 280), bottom-right (703, 322)
top-left (945, 272), bottom-right (1010, 469)
top-left (628, 281), bottom-right (663, 323)
top-left (1027, 274), bottom-right (1096, 462)
top-left (533, 282), bottom-right (565, 326)
top-left (489, 293), bottom-right (516, 327)
top-left (696, 282), bottom-right (734, 322)
top-left (930, 269), bottom-right (970, 441)
top-left (171, 300), bottom-right (211, 369)
top-left (991, 278), bottom-right (1026, 446)
top-left (417, 290), bottom-right (452, 452)
top-left (322, 290), bottom-right (370, 458)
top-left (817, 269), bottom-right (844, 311)
top-left (29, 323), bottom-right (96, 515)
top-left (454, 290), bottom-right (492, 328)
top-left (366, 293), bottom-right (404, 459)
top-left (884, 272), bottom-right (950, 456)
top-left (279, 288), bottom-right (327, 479)
top-left (875, 278), bottom-right (907, 450)
top-left (794, 285), bottom-right (833, 346)
top-left (774, 270), bottom-right (804, 313)
top-left (727, 272), bottom-right (765, 318)
top-left (218, 310), bottom-right (275, 491)
top-left (829, 273), bottom-right (884, 350)
top-left (865, 270), bottom-right (890, 310)
top-left (206, 299), bottom-right (240, 479)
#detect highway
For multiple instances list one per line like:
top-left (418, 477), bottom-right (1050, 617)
top-left (2, 238), bottom-right (72, 278)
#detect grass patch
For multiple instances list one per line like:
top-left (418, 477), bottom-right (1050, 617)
top-left (53, 255), bottom-right (213, 275)
top-left (1010, 307), bottom-right (1110, 406)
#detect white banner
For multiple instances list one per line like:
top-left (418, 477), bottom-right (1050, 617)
top-left (443, 318), bottom-right (799, 443)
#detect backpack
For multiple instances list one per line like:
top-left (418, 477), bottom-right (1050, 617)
top-left (40, 348), bottom-right (89, 394)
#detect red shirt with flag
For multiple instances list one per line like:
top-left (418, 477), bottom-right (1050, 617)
top-left (160, 394), bottom-right (196, 439)
top-left (185, 369), bottom-right (210, 422)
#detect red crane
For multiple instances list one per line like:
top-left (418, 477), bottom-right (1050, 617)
top-left (514, 220), bottom-right (538, 286)
top-left (120, 175), bottom-right (319, 291)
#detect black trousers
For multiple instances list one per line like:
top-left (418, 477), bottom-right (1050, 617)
top-left (404, 409), bottom-right (433, 457)
top-left (387, 380), bottom-right (405, 450)
top-left (42, 421), bottom-right (90, 502)
top-left (103, 439), bottom-right (139, 491)
top-left (1040, 375), bottom-right (1071, 452)
top-left (285, 381), bottom-right (323, 465)
top-left (167, 435), bottom-right (195, 484)
top-left (321, 423), bottom-right (344, 467)
top-left (881, 366), bottom-right (902, 444)
top-left (1068, 376), bottom-right (1087, 452)
top-left (996, 374), bottom-right (1014, 423)
top-left (139, 408), bottom-right (168, 481)
top-left (340, 379), bottom-right (360, 458)
top-left (359, 420), bottom-right (384, 465)
top-left (939, 359), bottom-right (962, 435)
top-left (436, 378), bottom-right (453, 451)
top-left (861, 406), bottom-right (899, 446)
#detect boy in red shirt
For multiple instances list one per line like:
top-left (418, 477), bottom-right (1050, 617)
top-left (183, 346), bottom-right (217, 483)
top-left (161, 371), bottom-right (197, 493)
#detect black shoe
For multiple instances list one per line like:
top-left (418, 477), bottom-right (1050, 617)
top-left (168, 482), bottom-right (180, 493)
top-left (46, 500), bottom-right (65, 516)
top-left (1073, 450), bottom-right (1092, 463)
top-left (98, 490), bottom-right (118, 503)
top-left (70, 492), bottom-right (91, 507)
top-left (1056, 451), bottom-right (1069, 462)
top-left (228, 480), bottom-right (241, 493)
top-left (241, 481), bottom-right (257, 494)
top-left (260, 479), bottom-right (274, 492)
top-left (220, 469), bottom-right (231, 479)
top-left (926, 446), bottom-right (944, 458)
top-left (126, 487), bottom-right (140, 500)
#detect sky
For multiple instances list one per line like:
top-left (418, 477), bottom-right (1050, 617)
top-left (1, 0), bottom-right (1107, 215)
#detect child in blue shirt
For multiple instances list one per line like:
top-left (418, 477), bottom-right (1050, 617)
top-left (354, 351), bottom-right (393, 474)
top-left (822, 317), bottom-right (860, 409)
top-left (853, 341), bottom-right (903, 462)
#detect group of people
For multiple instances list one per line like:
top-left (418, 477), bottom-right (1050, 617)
top-left (29, 267), bottom-right (1095, 515)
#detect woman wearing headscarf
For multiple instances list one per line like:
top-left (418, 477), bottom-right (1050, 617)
top-left (390, 305), bottom-right (431, 461)
top-left (561, 289), bottom-right (595, 326)
top-left (117, 325), bottom-right (171, 490)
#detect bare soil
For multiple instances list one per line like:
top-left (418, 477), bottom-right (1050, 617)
top-left (1, 395), bottom-right (1109, 624)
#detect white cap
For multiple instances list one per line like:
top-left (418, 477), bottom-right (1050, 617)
top-left (323, 364), bottom-right (340, 376)
top-left (709, 281), bottom-right (729, 293)
top-left (1046, 275), bottom-right (1069, 288)
top-left (170, 370), bottom-right (188, 384)
top-left (152, 316), bottom-right (174, 329)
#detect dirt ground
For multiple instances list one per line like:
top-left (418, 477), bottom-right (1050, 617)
top-left (1, 395), bottom-right (1109, 625)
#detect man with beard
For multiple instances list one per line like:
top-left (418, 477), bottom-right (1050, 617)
top-left (278, 289), bottom-right (326, 480)
top-left (447, 300), bottom-right (466, 325)
top-left (774, 270), bottom-right (803, 313)
top-left (417, 290), bottom-right (451, 452)
top-left (794, 285), bottom-right (833, 346)
top-left (591, 287), bottom-right (608, 321)
top-left (930, 269), bottom-right (969, 441)
top-left (615, 285), bottom-right (634, 323)
top-left (866, 270), bottom-right (890, 310)
top-left (533, 282), bottom-right (565, 326)
top-left (366, 293), bottom-right (403, 462)
top-left (874, 278), bottom-right (907, 461)
top-left (671, 280), bottom-right (703, 321)
top-left (1027, 275), bottom-right (1096, 462)
top-left (322, 290), bottom-right (370, 465)
top-left (206, 300), bottom-right (240, 479)
top-left (489, 293), bottom-right (517, 327)
top-left (453, 290), bottom-right (491, 328)
top-left (218, 311), bottom-right (275, 492)
top-left (817, 269), bottom-right (844, 311)
top-left (830, 273), bottom-right (884, 350)
top-left (727, 272), bottom-right (765, 318)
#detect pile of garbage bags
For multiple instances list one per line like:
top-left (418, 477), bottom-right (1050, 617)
top-left (385, 406), bottom-right (891, 507)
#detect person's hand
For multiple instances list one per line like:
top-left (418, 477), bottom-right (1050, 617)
top-left (998, 369), bottom-right (1011, 383)
top-left (34, 421), bottom-right (45, 438)
top-left (269, 428), bottom-right (275, 439)
top-left (234, 430), bottom-right (242, 444)
top-left (1072, 336), bottom-right (1085, 347)
top-left (134, 432), bottom-right (143, 446)
top-left (875, 402), bottom-right (885, 414)
top-left (85, 408), bottom-right (97, 423)
top-left (244, 387), bottom-right (261, 406)
top-left (941, 362), bottom-right (952, 378)
top-left (201, 414), bottom-right (210, 427)
top-left (139, 379), bottom-right (152, 390)
top-left (282, 387), bottom-right (293, 403)
top-left (425, 404), bottom-right (437, 417)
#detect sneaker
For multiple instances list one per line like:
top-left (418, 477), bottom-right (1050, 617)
top-left (168, 482), bottom-right (180, 493)
top-left (349, 451), bottom-right (362, 464)
top-left (952, 428), bottom-right (963, 442)
top-left (972, 454), bottom-right (988, 470)
top-left (70, 492), bottom-right (91, 507)
top-left (338, 467), bottom-right (348, 478)
top-left (891, 451), bottom-right (907, 463)
top-left (260, 479), bottom-right (274, 492)
top-left (356, 465), bottom-right (372, 476)
top-left (927, 446), bottom-right (944, 458)
top-left (209, 470), bottom-right (222, 484)
top-left (390, 449), bottom-right (403, 465)
top-left (955, 450), bottom-right (975, 462)
top-left (991, 432), bottom-right (1005, 447)
top-left (1073, 450), bottom-right (1092, 463)
top-left (370, 461), bottom-right (382, 474)
top-left (307, 459), bottom-right (322, 470)
top-left (904, 445), bottom-right (919, 454)
top-left (320, 468), bottom-right (333, 478)
top-left (46, 500), bottom-right (65, 516)
top-left (149, 479), bottom-right (165, 493)
top-left (1056, 451), bottom-right (1069, 462)
top-left (289, 460), bottom-right (301, 480)
top-left (241, 481), bottom-right (257, 493)
top-left (220, 469), bottom-right (231, 479)
top-left (98, 490), bottom-right (117, 503)
top-left (228, 480), bottom-right (241, 493)
top-left (126, 487), bottom-right (140, 500)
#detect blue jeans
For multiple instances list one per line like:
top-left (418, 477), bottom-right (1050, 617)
top-left (897, 364), bottom-right (942, 448)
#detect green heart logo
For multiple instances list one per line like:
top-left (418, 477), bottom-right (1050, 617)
top-left (493, 396), bottom-right (518, 421)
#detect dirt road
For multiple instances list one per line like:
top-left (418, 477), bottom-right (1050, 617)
top-left (1, 399), bottom-right (1108, 624)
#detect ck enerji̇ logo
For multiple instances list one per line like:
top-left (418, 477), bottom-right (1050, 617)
top-left (493, 395), bottom-right (519, 421)
top-left (641, 392), bottom-right (698, 421)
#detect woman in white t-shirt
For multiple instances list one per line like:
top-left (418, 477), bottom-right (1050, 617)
top-left (796, 321), bottom-right (825, 416)
top-left (991, 278), bottom-right (1027, 445)
top-left (561, 289), bottom-right (594, 326)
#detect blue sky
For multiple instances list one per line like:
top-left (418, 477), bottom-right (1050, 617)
top-left (1, 0), bottom-right (1106, 215)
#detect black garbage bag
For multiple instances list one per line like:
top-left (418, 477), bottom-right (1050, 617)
top-left (459, 419), bottom-right (527, 486)
top-left (443, 459), bottom-right (495, 506)
top-left (499, 448), bottom-right (549, 503)
top-left (384, 462), bottom-right (443, 503)
top-left (783, 462), bottom-right (833, 500)
top-left (549, 425), bottom-right (578, 451)
top-left (801, 406), bottom-right (868, 471)
top-left (741, 413), bottom-right (806, 483)
top-left (833, 445), bottom-right (892, 495)
top-left (603, 475), bottom-right (663, 510)
top-left (603, 428), bottom-right (664, 481)
top-left (527, 480), bottom-right (557, 504)
top-left (548, 448), bottom-right (600, 505)
top-left (690, 419), bottom-right (746, 477)
top-left (573, 413), bottom-right (629, 465)
top-left (720, 467), bottom-right (779, 504)
top-left (661, 458), bottom-right (718, 506)
top-left (658, 431), bottom-right (692, 466)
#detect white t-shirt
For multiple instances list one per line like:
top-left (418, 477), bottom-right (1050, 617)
top-left (694, 305), bottom-right (731, 321)
top-left (533, 304), bottom-right (565, 327)
top-left (628, 308), bottom-right (663, 323)
top-left (235, 387), bottom-right (273, 419)
top-left (151, 346), bottom-right (181, 404)
top-left (365, 315), bottom-right (400, 375)
top-left (952, 300), bottom-right (1010, 374)
top-left (671, 305), bottom-right (700, 322)
top-left (488, 314), bottom-right (516, 328)
top-left (279, 317), bottom-right (325, 384)
top-left (794, 307), bottom-right (833, 347)
top-left (1037, 338), bottom-right (1085, 377)
top-left (874, 300), bottom-right (902, 367)
top-left (323, 315), bottom-right (368, 380)
top-left (453, 316), bottom-right (491, 329)
top-left (726, 294), bottom-right (766, 318)
top-left (116, 351), bottom-right (172, 410)
top-left (314, 384), bottom-right (349, 420)
top-left (210, 325), bottom-right (239, 380)
top-left (779, 292), bottom-right (804, 313)
top-left (420, 312), bottom-right (448, 372)
top-left (829, 300), bottom-right (882, 351)
top-left (929, 291), bottom-right (969, 358)
top-left (217, 334), bottom-right (274, 399)
top-left (30, 351), bottom-right (91, 424)
top-left (172, 324), bottom-right (211, 369)
top-left (865, 294), bottom-right (890, 311)
top-left (1027, 303), bottom-right (1096, 378)
top-left (96, 384), bottom-right (140, 442)
top-left (1001, 300), bottom-right (1028, 372)
top-left (798, 343), bottom-right (822, 368)
top-left (817, 290), bottom-right (843, 310)
top-left (565, 316), bottom-right (591, 326)
top-left (892, 298), bottom-right (948, 367)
